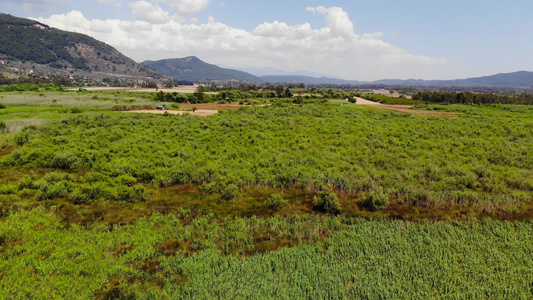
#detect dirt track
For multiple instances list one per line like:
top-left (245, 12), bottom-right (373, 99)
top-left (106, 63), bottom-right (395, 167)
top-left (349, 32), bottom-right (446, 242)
top-left (353, 97), bottom-right (462, 117)
top-left (124, 109), bottom-right (218, 117)
top-left (73, 86), bottom-right (218, 94)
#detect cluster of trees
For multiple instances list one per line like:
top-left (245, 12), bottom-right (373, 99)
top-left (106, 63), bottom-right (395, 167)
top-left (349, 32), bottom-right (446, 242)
top-left (412, 91), bottom-right (533, 105)
top-left (0, 83), bottom-right (64, 92)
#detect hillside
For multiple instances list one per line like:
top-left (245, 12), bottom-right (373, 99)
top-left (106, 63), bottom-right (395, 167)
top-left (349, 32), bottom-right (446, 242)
top-left (261, 75), bottom-right (361, 85)
top-left (142, 56), bottom-right (260, 82)
top-left (0, 13), bottom-right (160, 78)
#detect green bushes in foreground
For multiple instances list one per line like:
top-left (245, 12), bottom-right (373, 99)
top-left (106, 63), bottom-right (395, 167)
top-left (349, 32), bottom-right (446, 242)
top-left (14, 171), bottom-right (146, 203)
top-left (0, 208), bottom-right (531, 299)
top-left (3, 104), bottom-right (531, 209)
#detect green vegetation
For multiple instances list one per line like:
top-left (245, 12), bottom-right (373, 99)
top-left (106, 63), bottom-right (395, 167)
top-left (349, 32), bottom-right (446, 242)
top-left (313, 191), bottom-right (341, 213)
top-left (413, 91), bottom-right (533, 105)
top-left (265, 193), bottom-right (288, 211)
top-left (1, 208), bottom-right (532, 299)
top-left (4, 103), bottom-right (531, 212)
top-left (0, 89), bottom-right (532, 298)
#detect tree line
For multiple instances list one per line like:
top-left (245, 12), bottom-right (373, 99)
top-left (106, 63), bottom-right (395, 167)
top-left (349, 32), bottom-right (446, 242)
top-left (412, 91), bottom-right (533, 105)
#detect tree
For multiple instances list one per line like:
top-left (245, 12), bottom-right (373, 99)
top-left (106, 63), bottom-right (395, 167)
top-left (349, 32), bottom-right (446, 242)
top-left (275, 85), bottom-right (284, 98)
top-left (163, 79), bottom-right (175, 89)
top-left (284, 88), bottom-right (293, 98)
top-left (194, 85), bottom-right (206, 102)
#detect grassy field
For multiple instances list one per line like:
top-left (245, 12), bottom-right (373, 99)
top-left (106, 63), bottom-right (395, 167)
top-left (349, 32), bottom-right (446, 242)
top-left (0, 90), bottom-right (532, 298)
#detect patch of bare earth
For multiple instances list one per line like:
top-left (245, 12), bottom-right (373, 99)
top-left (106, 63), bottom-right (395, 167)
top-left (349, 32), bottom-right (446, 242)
top-left (124, 109), bottom-right (218, 117)
top-left (353, 97), bottom-right (462, 118)
top-left (73, 86), bottom-right (219, 94)
top-left (124, 103), bottom-right (261, 116)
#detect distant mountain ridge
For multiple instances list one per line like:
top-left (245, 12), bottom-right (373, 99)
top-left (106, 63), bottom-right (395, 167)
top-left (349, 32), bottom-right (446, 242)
top-left (145, 56), bottom-right (533, 88)
top-left (375, 71), bottom-right (533, 88)
top-left (141, 57), bottom-right (260, 82)
top-left (260, 75), bottom-right (361, 85)
top-left (0, 13), bottom-right (159, 78)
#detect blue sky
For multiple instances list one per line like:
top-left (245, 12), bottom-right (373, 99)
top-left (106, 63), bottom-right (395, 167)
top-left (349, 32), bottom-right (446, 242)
top-left (1, 0), bottom-right (532, 80)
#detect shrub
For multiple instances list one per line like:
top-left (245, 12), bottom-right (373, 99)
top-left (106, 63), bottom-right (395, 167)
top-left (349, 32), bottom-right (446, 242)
top-left (361, 190), bottom-right (389, 211)
top-left (70, 107), bottom-right (83, 113)
top-left (313, 192), bottom-right (341, 213)
top-left (0, 103), bottom-right (6, 109)
top-left (117, 174), bottom-right (137, 187)
top-left (114, 185), bottom-right (146, 203)
top-left (70, 188), bottom-right (89, 204)
top-left (265, 193), bottom-right (288, 211)
top-left (220, 183), bottom-right (238, 201)
top-left (0, 121), bottom-right (7, 134)
top-left (18, 175), bottom-right (36, 190)
top-left (14, 132), bottom-right (29, 146)
top-left (51, 152), bottom-right (78, 169)
top-left (37, 181), bottom-right (69, 200)
top-left (171, 103), bottom-right (180, 109)
top-left (0, 185), bottom-right (17, 195)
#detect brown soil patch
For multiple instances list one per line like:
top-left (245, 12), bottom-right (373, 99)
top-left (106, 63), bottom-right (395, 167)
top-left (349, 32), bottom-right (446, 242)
top-left (178, 103), bottom-right (244, 110)
top-left (353, 97), bottom-right (462, 118)
top-left (123, 103), bottom-right (256, 116)
top-left (124, 109), bottom-right (218, 117)
top-left (73, 86), bottom-right (219, 94)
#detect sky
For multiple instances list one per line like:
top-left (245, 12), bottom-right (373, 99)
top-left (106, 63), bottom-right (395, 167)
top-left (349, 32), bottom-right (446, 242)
top-left (1, 0), bottom-right (533, 81)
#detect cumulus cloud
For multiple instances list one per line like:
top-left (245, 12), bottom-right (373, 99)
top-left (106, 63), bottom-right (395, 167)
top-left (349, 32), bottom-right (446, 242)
top-left (130, 1), bottom-right (170, 24)
top-left (33, 6), bottom-right (446, 80)
top-left (314, 6), bottom-right (355, 37)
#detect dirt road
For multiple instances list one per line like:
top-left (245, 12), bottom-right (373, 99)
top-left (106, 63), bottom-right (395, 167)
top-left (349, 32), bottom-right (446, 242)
top-left (124, 109), bottom-right (218, 117)
top-left (353, 97), bottom-right (461, 117)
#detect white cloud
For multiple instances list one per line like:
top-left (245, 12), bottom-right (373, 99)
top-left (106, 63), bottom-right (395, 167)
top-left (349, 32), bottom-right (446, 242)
top-left (33, 7), bottom-right (446, 80)
top-left (130, 1), bottom-right (170, 24)
top-left (315, 6), bottom-right (356, 37)
top-left (98, 0), bottom-right (121, 7)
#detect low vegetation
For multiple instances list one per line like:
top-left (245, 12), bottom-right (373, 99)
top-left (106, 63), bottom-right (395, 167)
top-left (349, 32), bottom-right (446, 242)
top-left (0, 88), bottom-right (532, 298)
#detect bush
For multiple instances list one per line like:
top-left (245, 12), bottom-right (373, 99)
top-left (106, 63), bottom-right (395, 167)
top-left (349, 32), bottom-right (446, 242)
top-left (220, 183), bottom-right (238, 201)
top-left (171, 103), bottom-right (180, 109)
top-left (0, 121), bottom-right (7, 134)
top-left (14, 131), bottom-right (29, 146)
top-left (51, 152), bottom-right (78, 169)
top-left (361, 190), bottom-right (389, 211)
top-left (18, 175), bottom-right (36, 190)
top-left (313, 192), bottom-right (341, 213)
top-left (0, 103), bottom-right (6, 109)
top-left (265, 193), bottom-right (288, 211)
top-left (0, 185), bottom-right (17, 195)
top-left (70, 188), bottom-right (89, 204)
top-left (114, 185), bottom-right (146, 203)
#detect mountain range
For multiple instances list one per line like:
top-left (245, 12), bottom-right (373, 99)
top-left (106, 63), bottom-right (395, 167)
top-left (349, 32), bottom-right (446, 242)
top-left (141, 56), bottom-right (259, 82)
top-left (143, 56), bottom-right (533, 88)
top-left (1, 13), bottom-right (533, 88)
